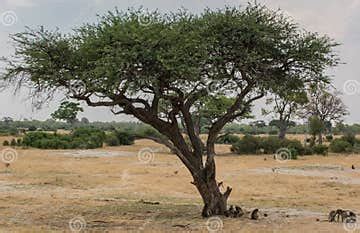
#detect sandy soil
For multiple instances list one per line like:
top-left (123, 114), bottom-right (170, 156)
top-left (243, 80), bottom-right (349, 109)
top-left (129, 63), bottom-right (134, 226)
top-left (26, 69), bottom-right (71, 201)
top-left (0, 136), bottom-right (360, 232)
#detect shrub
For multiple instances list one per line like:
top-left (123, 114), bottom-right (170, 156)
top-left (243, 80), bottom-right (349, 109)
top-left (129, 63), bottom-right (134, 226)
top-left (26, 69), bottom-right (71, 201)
top-left (17, 138), bottom-right (22, 146)
top-left (22, 128), bottom-right (106, 149)
top-left (258, 137), bottom-right (282, 154)
top-left (341, 133), bottom-right (356, 146)
top-left (325, 135), bottom-right (333, 142)
top-left (284, 139), bottom-right (305, 155)
top-left (268, 130), bottom-right (278, 135)
top-left (3, 140), bottom-right (9, 146)
top-left (231, 135), bottom-right (305, 156)
top-left (302, 147), bottom-right (314, 156)
top-left (135, 126), bottom-right (162, 139)
top-left (231, 135), bottom-right (259, 154)
top-left (330, 139), bottom-right (352, 153)
top-left (312, 144), bottom-right (328, 155)
top-left (10, 138), bottom-right (17, 147)
top-left (105, 133), bottom-right (120, 146)
top-left (114, 131), bottom-right (135, 145)
top-left (288, 148), bottom-right (299, 160)
top-left (216, 134), bottom-right (240, 144)
top-left (28, 126), bottom-right (37, 131)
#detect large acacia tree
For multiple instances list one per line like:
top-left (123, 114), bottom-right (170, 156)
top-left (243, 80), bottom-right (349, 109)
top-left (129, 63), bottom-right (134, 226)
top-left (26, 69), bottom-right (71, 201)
top-left (1, 4), bottom-right (339, 216)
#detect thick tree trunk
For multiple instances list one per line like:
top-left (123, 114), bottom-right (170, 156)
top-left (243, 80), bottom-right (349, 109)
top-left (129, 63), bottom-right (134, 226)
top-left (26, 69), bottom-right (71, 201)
top-left (192, 147), bottom-right (232, 217)
top-left (194, 176), bottom-right (229, 217)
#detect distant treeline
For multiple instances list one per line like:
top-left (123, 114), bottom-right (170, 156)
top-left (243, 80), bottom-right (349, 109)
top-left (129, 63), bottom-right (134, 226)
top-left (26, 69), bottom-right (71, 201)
top-left (0, 119), bottom-right (359, 136)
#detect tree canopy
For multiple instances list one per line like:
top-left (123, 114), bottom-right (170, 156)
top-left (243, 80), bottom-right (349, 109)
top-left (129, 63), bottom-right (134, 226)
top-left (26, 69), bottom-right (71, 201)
top-left (1, 3), bottom-right (340, 217)
top-left (51, 101), bottom-right (83, 124)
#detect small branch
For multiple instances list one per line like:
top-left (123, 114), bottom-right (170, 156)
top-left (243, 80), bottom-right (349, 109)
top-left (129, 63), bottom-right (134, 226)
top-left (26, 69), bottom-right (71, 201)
top-left (223, 186), bottom-right (232, 199)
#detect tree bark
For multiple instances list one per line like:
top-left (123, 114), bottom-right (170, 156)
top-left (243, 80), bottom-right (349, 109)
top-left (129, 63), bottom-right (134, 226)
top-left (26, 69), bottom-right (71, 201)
top-left (278, 126), bottom-right (287, 140)
top-left (318, 132), bottom-right (323, 145)
top-left (193, 172), bottom-right (231, 217)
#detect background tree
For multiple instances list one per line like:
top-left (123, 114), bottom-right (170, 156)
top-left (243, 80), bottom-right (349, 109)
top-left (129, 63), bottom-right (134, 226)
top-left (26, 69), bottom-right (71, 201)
top-left (2, 117), bottom-right (13, 124)
top-left (264, 91), bottom-right (307, 139)
top-left (80, 117), bottom-right (90, 124)
top-left (1, 4), bottom-right (339, 217)
top-left (301, 84), bottom-right (348, 144)
top-left (308, 115), bottom-right (325, 146)
top-left (51, 101), bottom-right (83, 124)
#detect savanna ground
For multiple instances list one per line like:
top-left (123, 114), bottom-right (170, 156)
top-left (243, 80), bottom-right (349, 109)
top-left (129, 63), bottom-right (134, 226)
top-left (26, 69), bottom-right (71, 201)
top-left (0, 135), bottom-right (360, 232)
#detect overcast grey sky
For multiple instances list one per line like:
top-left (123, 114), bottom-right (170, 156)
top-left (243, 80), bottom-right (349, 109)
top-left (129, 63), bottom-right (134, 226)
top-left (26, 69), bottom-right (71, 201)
top-left (0, 0), bottom-right (359, 123)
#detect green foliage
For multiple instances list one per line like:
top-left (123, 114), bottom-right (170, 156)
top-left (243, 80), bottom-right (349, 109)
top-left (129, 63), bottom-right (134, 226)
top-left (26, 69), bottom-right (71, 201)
top-left (3, 140), bottom-right (9, 146)
top-left (133, 126), bottom-right (163, 139)
top-left (341, 132), bottom-right (357, 146)
top-left (114, 131), bottom-right (135, 146)
top-left (309, 116), bottom-right (325, 137)
top-left (268, 130), bottom-right (279, 135)
top-left (231, 135), bottom-right (259, 154)
top-left (302, 147), bottom-right (314, 156)
top-left (329, 139), bottom-right (353, 153)
top-left (105, 133), bottom-right (120, 146)
top-left (28, 125), bottom-right (37, 131)
top-left (312, 144), bottom-right (328, 156)
top-left (10, 138), bottom-right (17, 147)
top-left (216, 134), bottom-right (241, 144)
top-left (230, 135), bottom-right (304, 155)
top-left (51, 101), bottom-right (83, 124)
top-left (22, 128), bottom-right (105, 149)
top-left (325, 135), bottom-right (333, 141)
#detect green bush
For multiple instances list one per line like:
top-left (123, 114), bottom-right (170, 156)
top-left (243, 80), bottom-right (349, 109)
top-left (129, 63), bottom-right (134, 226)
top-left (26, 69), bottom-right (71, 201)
top-left (114, 131), bottom-right (135, 145)
top-left (216, 134), bottom-right (240, 144)
top-left (231, 135), bottom-right (259, 154)
top-left (3, 140), bottom-right (9, 146)
top-left (284, 139), bottom-right (305, 155)
top-left (231, 135), bottom-right (304, 156)
top-left (341, 133), bottom-right (356, 146)
top-left (329, 139), bottom-right (352, 153)
top-left (134, 126), bottom-right (162, 139)
top-left (268, 130), bottom-right (278, 135)
top-left (302, 147), bottom-right (314, 156)
top-left (288, 148), bottom-right (299, 160)
top-left (312, 144), bottom-right (328, 155)
top-left (22, 128), bottom-right (106, 149)
top-left (258, 136), bottom-right (282, 154)
top-left (28, 126), bottom-right (37, 131)
top-left (105, 133), bottom-right (120, 146)
top-left (10, 138), bottom-right (17, 147)
top-left (17, 138), bottom-right (22, 146)
top-left (325, 135), bottom-right (333, 141)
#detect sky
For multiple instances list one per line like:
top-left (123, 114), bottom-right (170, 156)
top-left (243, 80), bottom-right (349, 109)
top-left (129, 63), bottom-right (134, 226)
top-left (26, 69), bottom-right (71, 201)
top-left (0, 0), bottom-right (359, 123)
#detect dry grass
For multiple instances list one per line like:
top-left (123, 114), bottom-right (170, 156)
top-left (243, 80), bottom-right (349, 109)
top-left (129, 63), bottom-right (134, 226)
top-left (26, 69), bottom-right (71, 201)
top-left (0, 136), bottom-right (359, 232)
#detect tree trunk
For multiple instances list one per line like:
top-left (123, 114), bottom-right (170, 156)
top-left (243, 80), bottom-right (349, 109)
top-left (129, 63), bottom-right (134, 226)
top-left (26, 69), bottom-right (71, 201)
top-left (191, 150), bottom-right (232, 217)
top-left (278, 126), bottom-right (287, 140)
top-left (318, 132), bottom-right (323, 145)
top-left (194, 175), bottom-right (230, 217)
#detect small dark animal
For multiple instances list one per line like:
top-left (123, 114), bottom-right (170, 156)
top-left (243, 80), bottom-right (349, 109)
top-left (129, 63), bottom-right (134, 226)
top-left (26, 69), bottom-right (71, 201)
top-left (352, 165), bottom-right (356, 170)
top-left (328, 210), bottom-right (337, 222)
top-left (251, 209), bottom-right (259, 220)
top-left (234, 206), bottom-right (244, 217)
top-left (333, 209), bottom-right (357, 223)
top-left (227, 205), bottom-right (235, 217)
top-left (5, 163), bottom-right (10, 168)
